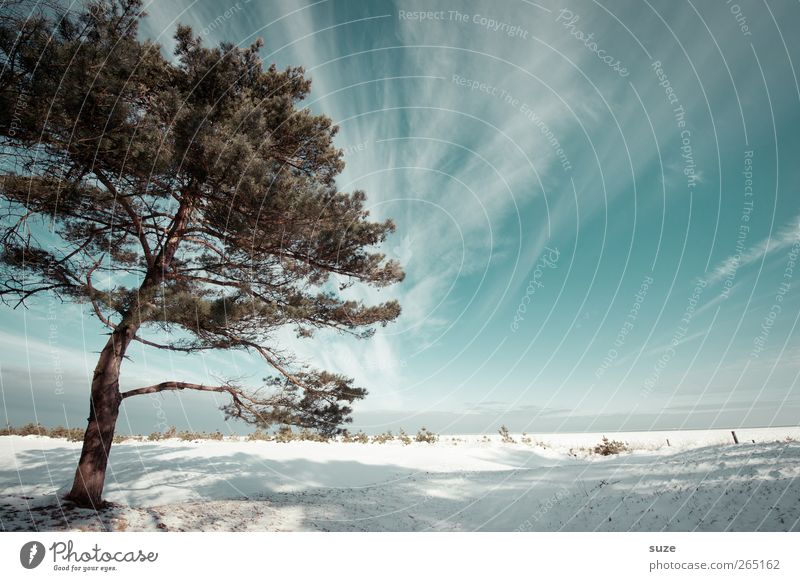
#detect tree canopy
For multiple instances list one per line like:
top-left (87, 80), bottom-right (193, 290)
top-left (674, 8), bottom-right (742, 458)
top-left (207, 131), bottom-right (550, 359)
top-left (0, 0), bottom-right (404, 436)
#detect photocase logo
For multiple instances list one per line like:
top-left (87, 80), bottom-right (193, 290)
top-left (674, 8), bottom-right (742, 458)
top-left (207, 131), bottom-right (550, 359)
top-left (20, 541), bottom-right (46, 569)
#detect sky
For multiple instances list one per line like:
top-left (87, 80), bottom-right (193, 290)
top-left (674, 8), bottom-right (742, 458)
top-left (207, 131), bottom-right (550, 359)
top-left (2, 0), bottom-right (800, 435)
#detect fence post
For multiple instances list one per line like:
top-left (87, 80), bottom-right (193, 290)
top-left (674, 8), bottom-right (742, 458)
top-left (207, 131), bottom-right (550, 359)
top-left (731, 430), bottom-right (739, 444)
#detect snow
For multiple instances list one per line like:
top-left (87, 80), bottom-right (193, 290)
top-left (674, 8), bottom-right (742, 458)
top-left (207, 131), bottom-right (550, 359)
top-left (1, 427), bottom-right (799, 531)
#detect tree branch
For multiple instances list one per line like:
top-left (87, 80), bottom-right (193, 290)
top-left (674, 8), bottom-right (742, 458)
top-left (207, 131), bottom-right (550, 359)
top-left (120, 380), bottom-right (278, 425)
top-left (85, 255), bottom-right (116, 329)
top-left (94, 169), bottom-right (155, 268)
top-left (131, 335), bottom-right (218, 352)
top-left (121, 381), bottom-right (237, 399)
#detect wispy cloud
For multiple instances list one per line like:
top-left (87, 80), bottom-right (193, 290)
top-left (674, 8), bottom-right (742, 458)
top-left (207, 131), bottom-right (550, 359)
top-left (705, 213), bottom-right (800, 287)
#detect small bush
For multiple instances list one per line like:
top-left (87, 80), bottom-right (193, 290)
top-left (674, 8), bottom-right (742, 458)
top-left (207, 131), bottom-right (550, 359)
top-left (593, 436), bottom-right (629, 456)
top-left (296, 429), bottom-right (329, 442)
top-left (178, 430), bottom-right (197, 441)
top-left (48, 425), bottom-right (68, 439)
top-left (114, 433), bottom-right (143, 443)
top-left (371, 431), bottom-right (394, 444)
top-left (415, 427), bottom-right (438, 443)
top-left (146, 426), bottom-right (180, 440)
top-left (18, 422), bottom-right (46, 436)
top-left (247, 429), bottom-right (272, 441)
top-left (274, 425), bottom-right (295, 443)
top-left (48, 426), bottom-right (85, 441)
top-left (398, 428), bottom-right (412, 445)
top-left (338, 430), bottom-right (369, 444)
top-left (499, 425), bottom-right (515, 444)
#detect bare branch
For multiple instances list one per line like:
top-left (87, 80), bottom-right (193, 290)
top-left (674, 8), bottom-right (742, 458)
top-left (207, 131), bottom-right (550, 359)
top-left (120, 380), bottom-right (278, 425)
top-left (235, 338), bottom-right (305, 389)
top-left (131, 335), bottom-right (217, 352)
top-left (85, 255), bottom-right (116, 329)
top-left (121, 381), bottom-right (237, 399)
top-left (95, 169), bottom-right (154, 267)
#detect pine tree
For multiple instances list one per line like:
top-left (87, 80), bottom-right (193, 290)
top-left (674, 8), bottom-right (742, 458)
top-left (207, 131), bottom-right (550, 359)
top-left (0, 0), bottom-right (403, 507)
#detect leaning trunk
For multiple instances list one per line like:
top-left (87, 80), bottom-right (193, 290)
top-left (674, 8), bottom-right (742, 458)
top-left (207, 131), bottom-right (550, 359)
top-left (66, 199), bottom-right (187, 508)
top-left (65, 323), bottom-right (136, 508)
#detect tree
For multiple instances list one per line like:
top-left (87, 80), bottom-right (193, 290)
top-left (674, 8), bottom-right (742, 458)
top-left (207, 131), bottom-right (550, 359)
top-left (0, 0), bottom-right (404, 508)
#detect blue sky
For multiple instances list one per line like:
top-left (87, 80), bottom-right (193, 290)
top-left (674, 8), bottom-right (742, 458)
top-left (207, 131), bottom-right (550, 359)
top-left (3, 0), bottom-right (800, 434)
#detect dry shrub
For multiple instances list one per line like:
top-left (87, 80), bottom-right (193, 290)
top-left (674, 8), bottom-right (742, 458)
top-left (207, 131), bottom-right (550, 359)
top-left (274, 425), bottom-right (295, 443)
top-left (398, 428), bottom-right (412, 445)
top-left (415, 427), bottom-right (438, 443)
top-left (593, 436), bottom-right (629, 456)
top-left (371, 431), bottom-right (394, 444)
top-left (247, 429), bottom-right (272, 441)
top-left (499, 425), bottom-right (515, 444)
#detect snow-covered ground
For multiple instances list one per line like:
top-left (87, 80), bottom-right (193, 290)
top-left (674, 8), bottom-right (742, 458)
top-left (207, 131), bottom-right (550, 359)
top-left (1, 427), bottom-right (799, 531)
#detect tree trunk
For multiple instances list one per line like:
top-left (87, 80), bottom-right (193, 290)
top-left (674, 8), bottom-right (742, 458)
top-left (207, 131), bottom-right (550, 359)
top-left (65, 197), bottom-right (188, 508)
top-left (65, 323), bottom-right (136, 508)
